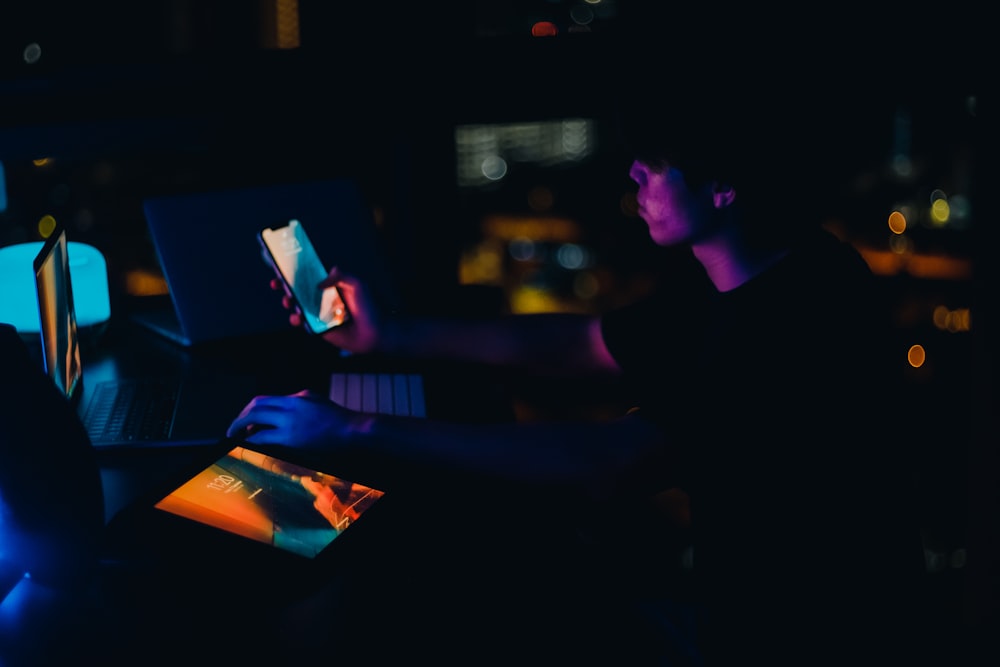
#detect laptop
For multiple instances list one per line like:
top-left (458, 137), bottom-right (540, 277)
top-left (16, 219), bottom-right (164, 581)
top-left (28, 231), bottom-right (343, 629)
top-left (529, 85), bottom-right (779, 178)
top-left (133, 178), bottom-right (398, 347)
top-left (33, 225), bottom-right (251, 450)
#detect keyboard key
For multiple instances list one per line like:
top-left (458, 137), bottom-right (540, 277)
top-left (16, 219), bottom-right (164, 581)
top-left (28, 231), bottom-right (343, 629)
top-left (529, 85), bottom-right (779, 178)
top-left (329, 373), bottom-right (346, 407)
top-left (85, 378), bottom-right (177, 442)
top-left (407, 374), bottom-right (426, 418)
top-left (392, 373), bottom-right (410, 416)
top-left (329, 372), bottom-right (425, 417)
top-left (344, 373), bottom-right (362, 411)
top-left (378, 374), bottom-right (394, 413)
top-left (361, 373), bottom-right (378, 413)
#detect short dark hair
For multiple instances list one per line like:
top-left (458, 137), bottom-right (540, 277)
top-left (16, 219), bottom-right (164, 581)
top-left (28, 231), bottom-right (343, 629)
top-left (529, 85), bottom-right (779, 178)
top-left (608, 5), bottom-right (896, 240)
top-left (614, 73), bottom-right (891, 241)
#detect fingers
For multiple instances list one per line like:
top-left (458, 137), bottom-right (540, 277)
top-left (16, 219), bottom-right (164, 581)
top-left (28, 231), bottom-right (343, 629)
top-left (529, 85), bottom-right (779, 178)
top-left (241, 429), bottom-right (285, 446)
top-left (318, 266), bottom-right (350, 289)
top-left (226, 392), bottom-right (328, 441)
top-left (227, 418), bottom-right (281, 441)
top-left (272, 278), bottom-right (300, 314)
top-left (226, 419), bottom-right (248, 439)
top-left (294, 388), bottom-right (324, 401)
top-left (226, 396), bottom-right (287, 438)
top-left (226, 414), bottom-right (260, 438)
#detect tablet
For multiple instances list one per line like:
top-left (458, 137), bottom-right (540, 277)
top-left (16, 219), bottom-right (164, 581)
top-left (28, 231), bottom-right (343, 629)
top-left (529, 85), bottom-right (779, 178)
top-left (152, 444), bottom-right (384, 560)
top-left (100, 442), bottom-right (393, 622)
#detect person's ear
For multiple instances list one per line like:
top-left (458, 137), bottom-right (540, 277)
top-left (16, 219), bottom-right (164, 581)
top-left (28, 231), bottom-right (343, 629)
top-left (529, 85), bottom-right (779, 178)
top-left (712, 183), bottom-right (736, 209)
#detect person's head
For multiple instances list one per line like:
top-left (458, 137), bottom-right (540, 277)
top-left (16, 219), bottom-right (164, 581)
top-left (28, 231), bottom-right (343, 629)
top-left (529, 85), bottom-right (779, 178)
top-left (622, 86), bottom-right (856, 240)
top-left (613, 54), bottom-right (890, 250)
top-left (627, 157), bottom-right (736, 248)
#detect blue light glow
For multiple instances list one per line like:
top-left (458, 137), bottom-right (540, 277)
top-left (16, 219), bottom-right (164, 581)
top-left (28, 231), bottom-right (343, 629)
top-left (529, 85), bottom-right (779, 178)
top-left (0, 242), bottom-right (111, 332)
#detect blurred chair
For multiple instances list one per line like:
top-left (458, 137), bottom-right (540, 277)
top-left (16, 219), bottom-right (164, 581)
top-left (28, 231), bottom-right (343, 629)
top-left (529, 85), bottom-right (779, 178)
top-left (0, 323), bottom-right (106, 663)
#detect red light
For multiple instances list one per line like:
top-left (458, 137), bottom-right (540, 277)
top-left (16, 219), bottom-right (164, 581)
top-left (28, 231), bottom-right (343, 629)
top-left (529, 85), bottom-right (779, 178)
top-left (531, 21), bottom-right (559, 37)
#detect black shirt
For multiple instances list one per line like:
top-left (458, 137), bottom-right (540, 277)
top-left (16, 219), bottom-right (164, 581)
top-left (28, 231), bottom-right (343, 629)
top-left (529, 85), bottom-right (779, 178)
top-left (601, 227), bottom-right (926, 663)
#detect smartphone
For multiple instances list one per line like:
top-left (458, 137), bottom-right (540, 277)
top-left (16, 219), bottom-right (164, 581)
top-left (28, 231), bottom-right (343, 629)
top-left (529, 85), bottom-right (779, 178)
top-left (259, 219), bottom-right (349, 334)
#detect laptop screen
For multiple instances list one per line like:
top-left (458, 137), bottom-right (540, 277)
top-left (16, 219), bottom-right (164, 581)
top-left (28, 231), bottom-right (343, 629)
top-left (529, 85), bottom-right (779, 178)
top-left (33, 226), bottom-right (83, 404)
top-left (138, 178), bottom-right (396, 346)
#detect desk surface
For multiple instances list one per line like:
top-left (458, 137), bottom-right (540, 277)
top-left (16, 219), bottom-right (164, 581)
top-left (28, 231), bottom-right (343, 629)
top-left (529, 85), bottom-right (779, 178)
top-left (86, 319), bottom-right (331, 521)
top-left (10, 312), bottom-right (637, 664)
top-left (89, 317), bottom-right (517, 521)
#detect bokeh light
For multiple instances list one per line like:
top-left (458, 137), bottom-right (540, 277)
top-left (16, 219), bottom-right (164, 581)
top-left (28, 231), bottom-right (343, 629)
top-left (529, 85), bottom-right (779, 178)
top-left (888, 210), bottom-right (907, 234)
top-left (932, 305), bottom-right (971, 333)
top-left (481, 155), bottom-right (508, 181)
top-left (531, 21), bottom-right (558, 37)
top-left (37, 215), bottom-right (57, 239)
top-left (22, 42), bottom-right (41, 65)
top-left (527, 186), bottom-right (554, 212)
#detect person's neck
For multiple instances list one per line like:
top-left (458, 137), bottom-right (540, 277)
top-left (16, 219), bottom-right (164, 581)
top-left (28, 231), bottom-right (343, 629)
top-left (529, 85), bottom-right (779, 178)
top-left (691, 227), bottom-right (791, 293)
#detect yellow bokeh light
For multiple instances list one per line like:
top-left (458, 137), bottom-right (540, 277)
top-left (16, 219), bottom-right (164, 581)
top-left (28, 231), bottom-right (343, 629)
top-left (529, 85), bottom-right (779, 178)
top-left (37, 215), bottom-right (57, 238)
top-left (481, 215), bottom-right (580, 242)
top-left (932, 305), bottom-right (949, 329)
top-left (933, 305), bottom-right (971, 333)
top-left (458, 240), bottom-right (504, 286)
top-left (930, 199), bottom-right (950, 225)
top-left (907, 344), bottom-right (926, 368)
top-left (510, 285), bottom-right (564, 313)
top-left (124, 269), bottom-right (169, 296)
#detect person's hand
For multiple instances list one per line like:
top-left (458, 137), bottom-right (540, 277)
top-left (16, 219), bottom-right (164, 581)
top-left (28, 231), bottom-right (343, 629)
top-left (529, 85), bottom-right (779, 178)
top-left (226, 389), bottom-right (358, 449)
top-left (271, 266), bottom-right (384, 355)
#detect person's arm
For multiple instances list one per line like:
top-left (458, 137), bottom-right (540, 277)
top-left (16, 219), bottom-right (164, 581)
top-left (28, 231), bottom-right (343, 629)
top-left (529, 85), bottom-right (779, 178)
top-left (379, 312), bottom-right (620, 377)
top-left (227, 390), bottom-right (668, 501)
top-left (292, 268), bottom-right (621, 377)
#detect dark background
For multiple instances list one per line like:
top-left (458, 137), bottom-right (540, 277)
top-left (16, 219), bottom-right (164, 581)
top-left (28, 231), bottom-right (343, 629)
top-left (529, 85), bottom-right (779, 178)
top-left (0, 0), bottom-right (994, 650)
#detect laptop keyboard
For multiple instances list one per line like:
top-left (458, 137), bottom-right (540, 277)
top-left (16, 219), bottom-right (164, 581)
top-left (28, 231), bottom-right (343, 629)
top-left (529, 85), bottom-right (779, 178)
top-left (84, 378), bottom-right (179, 442)
top-left (328, 372), bottom-right (426, 417)
top-left (84, 373), bottom-right (422, 444)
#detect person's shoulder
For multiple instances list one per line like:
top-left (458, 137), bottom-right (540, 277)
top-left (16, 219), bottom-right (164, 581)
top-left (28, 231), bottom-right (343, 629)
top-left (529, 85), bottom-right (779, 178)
top-left (0, 322), bottom-right (22, 349)
top-left (0, 324), bottom-right (35, 386)
top-left (793, 226), bottom-right (873, 278)
top-left (800, 224), bottom-right (860, 254)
